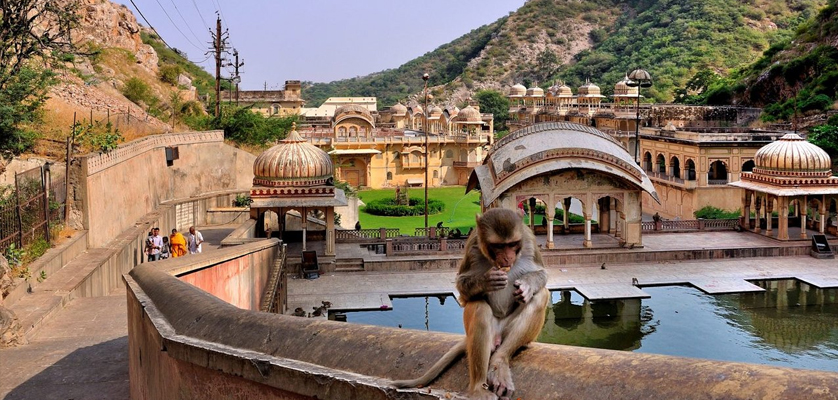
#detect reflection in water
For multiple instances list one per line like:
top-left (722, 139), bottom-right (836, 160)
top-left (342, 280), bottom-right (838, 372)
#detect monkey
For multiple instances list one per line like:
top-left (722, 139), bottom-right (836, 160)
top-left (310, 301), bottom-right (332, 317)
top-left (292, 307), bottom-right (306, 317)
top-left (631, 277), bottom-right (639, 286)
top-left (393, 208), bottom-right (548, 399)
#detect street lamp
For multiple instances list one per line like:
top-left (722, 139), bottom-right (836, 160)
top-left (626, 68), bottom-right (652, 165)
top-left (423, 73), bottom-right (430, 233)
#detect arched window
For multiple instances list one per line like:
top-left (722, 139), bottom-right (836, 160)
top-left (433, 170), bottom-right (439, 179)
top-left (685, 159), bottom-right (696, 181)
top-left (349, 127), bottom-right (357, 137)
top-left (656, 154), bottom-right (666, 174)
top-left (445, 149), bottom-right (454, 158)
top-left (670, 156), bottom-right (681, 179)
top-left (386, 171), bottom-right (393, 180)
top-left (643, 152), bottom-right (653, 172)
top-left (742, 160), bottom-right (755, 173)
top-left (338, 127), bottom-right (347, 136)
top-left (708, 161), bottom-right (728, 184)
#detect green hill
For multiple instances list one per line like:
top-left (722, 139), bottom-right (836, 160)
top-left (302, 0), bottom-right (827, 108)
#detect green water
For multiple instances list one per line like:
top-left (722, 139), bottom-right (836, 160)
top-left (341, 279), bottom-right (838, 372)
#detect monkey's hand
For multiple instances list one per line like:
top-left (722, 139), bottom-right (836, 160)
top-left (513, 280), bottom-right (534, 303)
top-left (484, 268), bottom-right (508, 292)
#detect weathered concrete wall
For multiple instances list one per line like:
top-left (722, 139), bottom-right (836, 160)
top-left (175, 241), bottom-right (278, 311)
top-left (74, 131), bottom-right (255, 247)
top-left (126, 263), bottom-right (838, 400)
top-left (3, 231), bottom-right (88, 307)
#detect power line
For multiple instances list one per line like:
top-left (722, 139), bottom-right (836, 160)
top-left (128, 0), bottom-right (213, 66)
top-left (168, 0), bottom-right (204, 45)
top-left (190, 0), bottom-right (211, 31)
top-left (152, 0), bottom-right (204, 51)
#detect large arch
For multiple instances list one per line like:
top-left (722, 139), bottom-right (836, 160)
top-left (467, 122), bottom-right (658, 249)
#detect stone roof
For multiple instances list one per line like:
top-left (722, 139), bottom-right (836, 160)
top-left (252, 123), bottom-right (334, 188)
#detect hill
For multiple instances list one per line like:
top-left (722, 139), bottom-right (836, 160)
top-left (734, 0), bottom-right (838, 124)
top-left (302, 0), bottom-right (827, 108)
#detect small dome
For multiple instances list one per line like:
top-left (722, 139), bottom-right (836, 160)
top-left (509, 83), bottom-right (526, 96)
top-left (753, 133), bottom-right (832, 177)
top-left (253, 123), bottom-right (334, 187)
top-left (578, 79), bottom-right (602, 96)
top-left (333, 104), bottom-right (372, 122)
top-left (410, 105), bottom-right (424, 115)
top-left (554, 82), bottom-right (573, 97)
top-left (391, 102), bottom-right (407, 116)
top-left (526, 86), bottom-right (544, 97)
top-left (429, 105), bottom-right (443, 116)
top-left (456, 105), bottom-right (481, 122)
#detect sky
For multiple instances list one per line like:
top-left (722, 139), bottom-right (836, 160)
top-left (119, 1), bottom-right (527, 90)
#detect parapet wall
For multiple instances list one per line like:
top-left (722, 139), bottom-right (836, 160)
top-left (126, 260), bottom-right (838, 400)
top-left (72, 131), bottom-right (255, 247)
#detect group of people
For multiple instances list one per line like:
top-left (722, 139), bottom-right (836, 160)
top-left (145, 226), bottom-right (204, 262)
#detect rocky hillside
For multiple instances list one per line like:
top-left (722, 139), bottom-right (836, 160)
top-left (31, 0), bottom-right (214, 155)
top-left (734, 0), bottom-right (838, 123)
top-left (304, 0), bottom-right (828, 107)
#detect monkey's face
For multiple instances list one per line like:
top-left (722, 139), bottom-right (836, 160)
top-left (487, 237), bottom-right (522, 270)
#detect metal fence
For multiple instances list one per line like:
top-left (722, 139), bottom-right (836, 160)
top-left (0, 165), bottom-right (65, 256)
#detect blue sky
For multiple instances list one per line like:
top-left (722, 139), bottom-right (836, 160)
top-left (119, 1), bottom-right (526, 90)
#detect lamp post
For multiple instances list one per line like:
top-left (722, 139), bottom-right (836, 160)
top-left (626, 68), bottom-right (652, 165)
top-left (423, 73), bottom-right (430, 232)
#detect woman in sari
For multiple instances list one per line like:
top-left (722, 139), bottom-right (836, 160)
top-left (169, 228), bottom-right (187, 257)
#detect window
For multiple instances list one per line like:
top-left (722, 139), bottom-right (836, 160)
top-left (386, 172), bottom-right (393, 180)
top-left (445, 149), bottom-right (454, 158)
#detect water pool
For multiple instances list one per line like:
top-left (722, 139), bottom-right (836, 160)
top-left (340, 279), bottom-right (838, 372)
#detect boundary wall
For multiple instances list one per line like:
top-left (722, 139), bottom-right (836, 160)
top-left (70, 131), bottom-right (255, 247)
top-left (126, 262), bottom-right (838, 400)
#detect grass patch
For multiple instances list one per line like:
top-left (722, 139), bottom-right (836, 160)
top-left (358, 186), bottom-right (480, 233)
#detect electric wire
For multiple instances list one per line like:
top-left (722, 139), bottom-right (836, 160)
top-left (190, 0), bottom-right (211, 31)
top-left (152, 0), bottom-right (204, 51)
top-left (128, 0), bottom-right (214, 66)
top-left (168, 0), bottom-right (204, 45)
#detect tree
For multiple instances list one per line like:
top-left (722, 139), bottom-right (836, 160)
top-left (808, 124), bottom-right (838, 156)
top-left (474, 89), bottom-right (509, 132)
top-left (0, 0), bottom-right (78, 158)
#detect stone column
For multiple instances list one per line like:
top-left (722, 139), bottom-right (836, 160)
top-left (800, 195), bottom-right (808, 239)
top-left (563, 198), bottom-right (571, 231)
top-left (546, 204), bottom-right (555, 250)
top-left (778, 199), bottom-right (789, 241)
top-left (765, 199), bottom-right (773, 236)
top-left (325, 208), bottom-right (335, 256)
top-left (742, 191), bottom-right (751, 230)
top-left (583, 213), bottom-right (592, 248)
top-left (301, 207), bottom-right (308, 251)
top-left (599, 198), bottom-right (611, 239)
top-left (754, 195), bottom-right (762, 234)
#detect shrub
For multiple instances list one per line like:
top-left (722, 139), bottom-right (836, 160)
top-left (233, 193), bottom-right (252, 207)
top-left (694, 206), bottom-right (740, 219)
top-left (364, 197), bottom-right (445, 217)
top-left (122, 77), bottom-right (152, 105)
top-left (159, 64), bottom-right (182, 86)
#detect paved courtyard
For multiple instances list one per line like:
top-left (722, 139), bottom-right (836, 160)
top-left (1, 229), bottom-right (836, 398)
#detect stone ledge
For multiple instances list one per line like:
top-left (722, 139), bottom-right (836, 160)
top-left (127, 262), bottom-right (838, 400)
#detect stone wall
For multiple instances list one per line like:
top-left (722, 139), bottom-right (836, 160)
top-left (126, 263), bottom-right (838, 399)
top-left (72, 131), bottom-right (255, 247)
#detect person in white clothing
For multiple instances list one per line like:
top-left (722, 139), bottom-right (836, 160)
top-left (187, 226), bottom-right (204, 254)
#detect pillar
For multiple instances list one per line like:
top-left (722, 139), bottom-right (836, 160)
top-left (765, 199), bottom-right (773, 236)
top-left (301, 206), bottom-right (307, 251)
top-left (563, 197), bottom-right (571, 231)
top-left (583, 214), bottom-right (592, 248)
top-left (754, 195), bottom-right (762, 234)
top-left (742, 191), bottom-right (751, 230)
top-left (546, 205), bottom-right (555, 250)
top-left (599, 198), bottom-right (611, 238)
top-left (778, 199), bottom-right (789, 241)
top-left (800, 195), bottom-right (808, 239)
top-left (325, 208), bottom-right (335, 256)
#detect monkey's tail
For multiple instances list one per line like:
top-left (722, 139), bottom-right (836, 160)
top-left (391, 340), bottom-right (466, 389)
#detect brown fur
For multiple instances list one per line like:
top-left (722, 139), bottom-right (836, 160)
top-left (392, 208), bottom-right (548, 399)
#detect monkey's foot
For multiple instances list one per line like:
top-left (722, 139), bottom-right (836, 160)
top-left (487, 360), bottom-right (514, 398)
top-left (468, 386), bottom-right (498, 400)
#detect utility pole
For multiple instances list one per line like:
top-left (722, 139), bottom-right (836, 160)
top-left (208, 15), bottom-right (229, 118)
top-left (232, 49), bottom-right (244, 106)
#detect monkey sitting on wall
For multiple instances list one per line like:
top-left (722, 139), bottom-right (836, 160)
top-left (392, 208), bottom-right (549, 399)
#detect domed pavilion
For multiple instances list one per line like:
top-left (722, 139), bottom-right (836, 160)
top-left (730, 133), bottom-right (838, 240)
top-left (250, 123), bottom-right (347, 255)
top-left (467, 122), bottom-right (659, 249)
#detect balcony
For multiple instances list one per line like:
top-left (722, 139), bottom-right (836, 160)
top-left (645, 170), bottom-right (698, 189)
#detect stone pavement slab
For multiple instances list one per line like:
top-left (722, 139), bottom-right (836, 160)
top-left (573, 284), bottom-right (651, 300)
top-left (690, 278), bottom-right (766, 294)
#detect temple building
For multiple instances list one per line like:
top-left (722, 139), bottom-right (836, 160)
top-left (249, 123), bottom-right (347, 256)
top-left (468, 122), bottom-right (658, 249)
top-left (226, 80), bottom-right (305, 117)
top-left (730, 133), bottom-right (838, 240)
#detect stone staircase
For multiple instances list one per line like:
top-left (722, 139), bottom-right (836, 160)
top-left (334, 258), bottom-right (364, 272)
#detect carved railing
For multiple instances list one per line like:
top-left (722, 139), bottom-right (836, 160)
top-left (708, 179), bottom-right (729, 186)
top-left (335, 228), bottom-right (400, 241)
top-left (390, 238), bottom-right (466, 254)
top-left (642, 218), bottom-right (740, 233)
top-left (415, 226), bottom-right (450, 238)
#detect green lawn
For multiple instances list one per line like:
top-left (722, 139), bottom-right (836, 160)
top-left (357, 186), bottom-right (481, 233)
